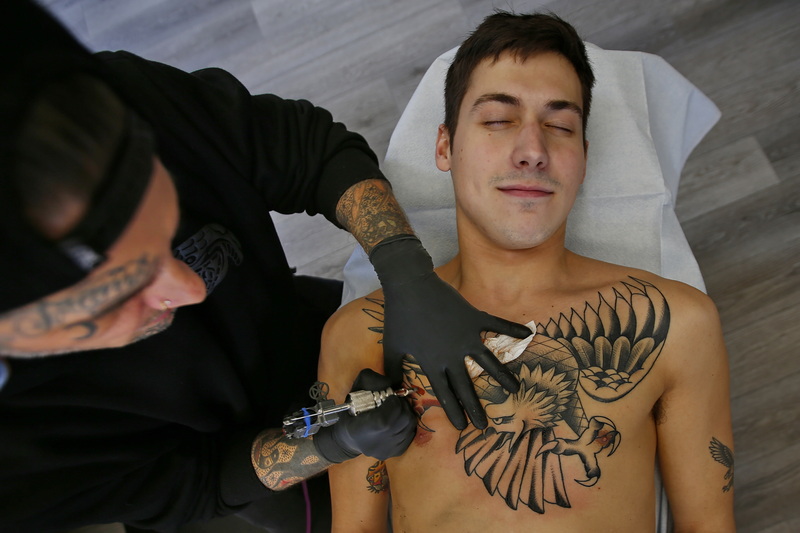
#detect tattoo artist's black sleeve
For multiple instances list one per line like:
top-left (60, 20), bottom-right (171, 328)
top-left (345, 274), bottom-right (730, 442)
top-left (0, 421), bottom-right (273, 531)
top-left (97, 50), bottom-right (386, 227)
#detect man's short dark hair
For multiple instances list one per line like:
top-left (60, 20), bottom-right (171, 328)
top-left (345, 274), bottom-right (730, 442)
top-left (444, 11), bottom-right (595, 140)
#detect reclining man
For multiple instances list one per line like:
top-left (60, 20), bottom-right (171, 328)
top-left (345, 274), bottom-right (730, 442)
top-left (319, 12), bottom-right (736, 532)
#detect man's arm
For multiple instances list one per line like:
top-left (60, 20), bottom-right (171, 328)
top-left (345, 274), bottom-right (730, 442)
top-left (318, 297), bottom-right (394, 532)
top-left (656, 290), bottom-right (736, 531)
top-left (328, 454), bottom-right (391, 533)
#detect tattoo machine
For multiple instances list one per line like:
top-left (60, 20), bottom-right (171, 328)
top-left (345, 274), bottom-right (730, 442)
top-left (282, 381), bottom-right (412, 439)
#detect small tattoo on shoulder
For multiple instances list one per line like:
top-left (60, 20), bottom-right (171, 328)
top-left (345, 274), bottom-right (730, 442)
top-left (361, 297), bottom-right (385, 343)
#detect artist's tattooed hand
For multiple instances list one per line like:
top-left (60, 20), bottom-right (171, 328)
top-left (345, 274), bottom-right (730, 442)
top-left (251, 429), bottom-right (331, 490)
top-left (709, 437), bottom-right (734, 492)
top-left (335, 179), bottom-right (414, 254)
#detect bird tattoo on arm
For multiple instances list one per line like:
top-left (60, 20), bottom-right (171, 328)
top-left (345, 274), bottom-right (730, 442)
top-left (709, 437), bottom-right (735, 493)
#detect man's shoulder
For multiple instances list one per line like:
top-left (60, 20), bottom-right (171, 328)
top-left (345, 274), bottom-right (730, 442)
top-left (610, 266), bottom-right (717, 319)
top-left (322, 290), bottom-right (386, 350)
top-left (577, 256), bottom-right (712, 309)
top-left (583, 263), bottom-right (725, 378)
top-left (319, 291), bottom-right (386, 397)
top-left (564, 257), bottom-right (721, 347)
top-left (328, 288), bottom-right (385, 324)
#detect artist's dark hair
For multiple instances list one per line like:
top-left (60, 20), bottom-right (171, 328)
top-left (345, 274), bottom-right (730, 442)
top-left (12, 74), bottom-right (125, 239)
top-left (444, 11), bottom-right (595, 140)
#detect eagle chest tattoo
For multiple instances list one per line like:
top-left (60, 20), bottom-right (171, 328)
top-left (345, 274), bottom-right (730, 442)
top-left (363, 277), bottom-right (671, 513)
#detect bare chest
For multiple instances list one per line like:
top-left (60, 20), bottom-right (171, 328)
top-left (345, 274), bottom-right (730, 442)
top-left (388, 277), bottom-right (671, 529)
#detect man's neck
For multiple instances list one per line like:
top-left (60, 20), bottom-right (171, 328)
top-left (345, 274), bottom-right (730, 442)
top-left (438, 234), bottom-right (580, 318)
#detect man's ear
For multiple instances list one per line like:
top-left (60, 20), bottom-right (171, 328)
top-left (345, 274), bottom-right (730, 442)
top-left (435, 124), bottom-right (452, 172)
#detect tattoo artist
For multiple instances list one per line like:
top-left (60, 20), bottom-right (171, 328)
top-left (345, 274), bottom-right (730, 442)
top-left (0, 1), bottom-right (530, 532)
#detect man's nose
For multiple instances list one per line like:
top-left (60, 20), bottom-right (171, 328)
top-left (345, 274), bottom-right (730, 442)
top-left (512, 125), bottom-right (548, 170)
top-left (142, 257), bottom-right (207, 310)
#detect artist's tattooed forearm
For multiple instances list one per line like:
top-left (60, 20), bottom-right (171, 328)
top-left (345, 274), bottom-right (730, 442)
top-left (251, 429), bottom-right (330, 490)
top-left (1, 254), bottom-right (157, 340)
top-left (336, 180), bottom-right (414, 254)
top-left (709, 437), bottom-right (734, 492)
top-left (366, 460), bottom-right (390, 493)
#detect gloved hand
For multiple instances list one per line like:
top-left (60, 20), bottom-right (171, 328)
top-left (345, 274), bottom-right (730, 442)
top-left (313, 369), bottom-right (416, 464)
top-left (370, 235), bottom-right (531, 430)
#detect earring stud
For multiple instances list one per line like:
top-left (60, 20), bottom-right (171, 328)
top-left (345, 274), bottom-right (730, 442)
top-left (161, 299), bottom-right (172, 310)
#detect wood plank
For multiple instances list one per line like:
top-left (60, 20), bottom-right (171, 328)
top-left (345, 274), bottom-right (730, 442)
top-left (759, 517), bottom-right (800, 533)
top-left (74, 0), bottom-right (167, 38)
top-left (733, 423), bottom-right (800, 532)
top-left (756, 111), bottom-right (800, 183)
top-left (731, 371), bottom-right (800, 465)
top-left (659, 0), bottom-right (800, 92)
top-left (689, 55), bottom-right (800, 156)
top-left (677, 136), bottom-right (780, 221)
top-left (732, 373), bottom-right (800, 533)
top-left (245, 1), bottom-right (468, 104)
top-left (724, 291), bottom-right (800, 400)
top-left (680, 179), bottom-right (800, 281)
top-left (86, 0), bottom-right (262, 72)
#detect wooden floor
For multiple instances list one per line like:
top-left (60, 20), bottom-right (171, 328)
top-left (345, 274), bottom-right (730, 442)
top-left (42, 0), bottom-right (800, 531)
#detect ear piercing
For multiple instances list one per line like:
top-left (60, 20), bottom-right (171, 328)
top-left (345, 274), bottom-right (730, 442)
top-left (161, 299), bottom-right (172, 310)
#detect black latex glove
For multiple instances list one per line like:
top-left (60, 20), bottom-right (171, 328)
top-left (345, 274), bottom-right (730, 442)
top-left (314, 369), bottom-right (416, 464)
top-left (370, 235), bottom-right (532, 430)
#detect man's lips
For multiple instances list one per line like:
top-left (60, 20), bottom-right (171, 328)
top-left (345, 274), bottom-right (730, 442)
top-left (497, 185), bottom-right (553, 198)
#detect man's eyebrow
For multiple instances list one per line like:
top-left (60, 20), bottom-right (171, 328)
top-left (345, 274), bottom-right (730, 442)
top-left (471, 93), bottom-right (521, 111)
top-left (546, 99), bottom-right (584, 118)
top-left (471, 94), bottom-right (583, 119)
